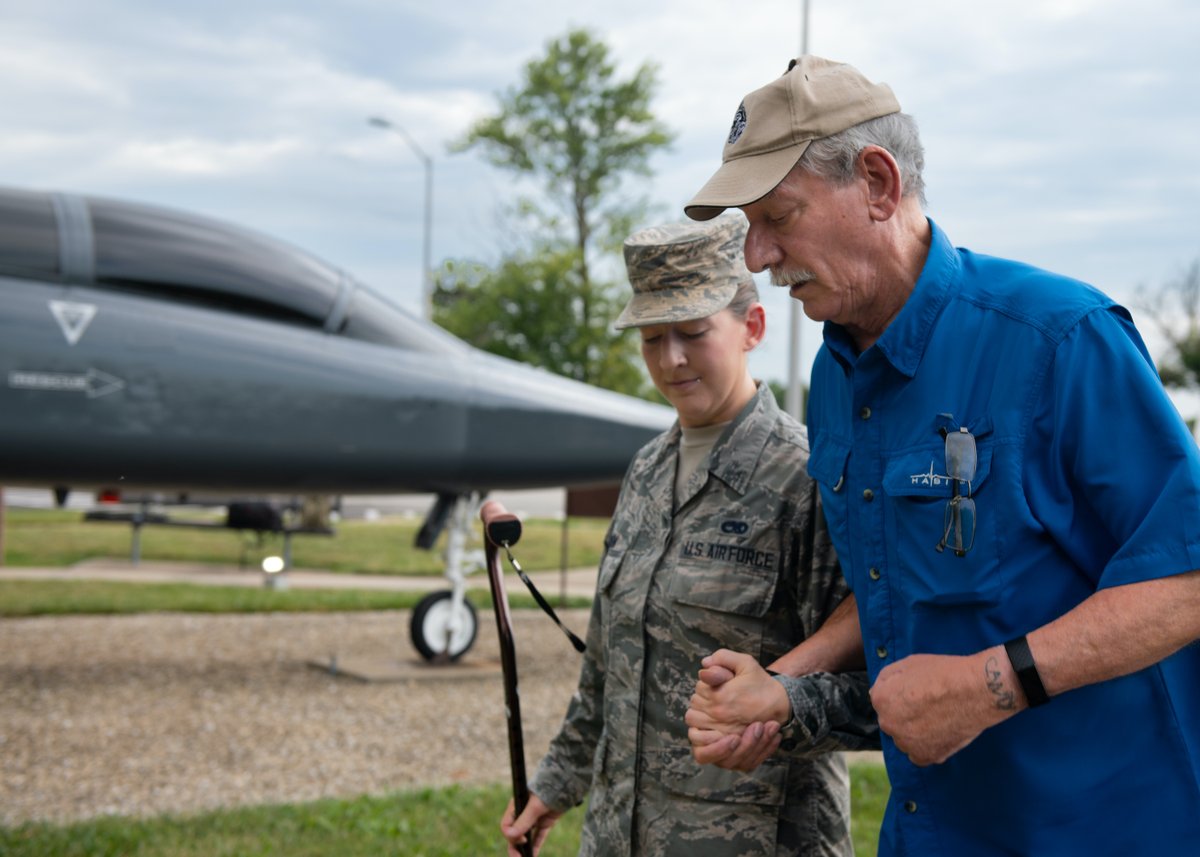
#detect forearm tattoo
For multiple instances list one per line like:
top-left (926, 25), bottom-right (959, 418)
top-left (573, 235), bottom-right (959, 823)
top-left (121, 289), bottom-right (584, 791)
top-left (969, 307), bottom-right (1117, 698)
top-left (985, 656), bottom-right (1017, 711)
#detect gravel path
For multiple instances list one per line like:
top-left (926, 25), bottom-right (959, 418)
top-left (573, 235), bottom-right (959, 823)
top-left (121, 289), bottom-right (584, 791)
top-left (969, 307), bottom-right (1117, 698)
top-left (0, 609), bottom-right (589, 825)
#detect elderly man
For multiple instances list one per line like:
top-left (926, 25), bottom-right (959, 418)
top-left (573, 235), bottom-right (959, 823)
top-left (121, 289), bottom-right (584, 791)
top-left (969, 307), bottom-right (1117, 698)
top-left (682, 55), bottom-right (1200, 856)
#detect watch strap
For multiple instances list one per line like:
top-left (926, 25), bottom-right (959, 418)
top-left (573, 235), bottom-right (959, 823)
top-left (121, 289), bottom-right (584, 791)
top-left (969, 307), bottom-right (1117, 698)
top-left (1004, 634), bottom-right (1049, 707)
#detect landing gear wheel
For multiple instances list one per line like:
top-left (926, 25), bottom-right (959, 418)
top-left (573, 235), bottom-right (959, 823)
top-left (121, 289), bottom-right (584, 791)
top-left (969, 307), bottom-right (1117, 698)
top-left (410, 590), bottom-right (478, 662)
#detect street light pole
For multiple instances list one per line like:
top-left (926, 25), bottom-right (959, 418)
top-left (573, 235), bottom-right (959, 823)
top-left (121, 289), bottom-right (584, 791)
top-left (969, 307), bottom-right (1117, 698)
top-left (368, 116), bottom-right (434, 320)
top-left (786, 0), bottom-right (812, 422)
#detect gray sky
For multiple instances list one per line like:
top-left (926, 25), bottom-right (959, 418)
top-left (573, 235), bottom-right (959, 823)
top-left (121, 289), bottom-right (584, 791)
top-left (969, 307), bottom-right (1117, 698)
top-left (3, 0), bottom-right (1197, 392)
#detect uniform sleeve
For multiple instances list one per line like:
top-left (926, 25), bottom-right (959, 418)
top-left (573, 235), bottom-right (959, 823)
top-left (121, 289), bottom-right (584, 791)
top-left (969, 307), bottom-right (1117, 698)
top-left (528, 442), bottom-right (658, 812)
top-left (1027, 306), bottom-right (1200, 589)
top-left (777, 474), bottom-right (880, 754)
top-left (789, 477), bottom-right (851, 638)
top-left (775, 671), bottom-right (880, 754)
top-left (527, 589), bottom-right (608, 812)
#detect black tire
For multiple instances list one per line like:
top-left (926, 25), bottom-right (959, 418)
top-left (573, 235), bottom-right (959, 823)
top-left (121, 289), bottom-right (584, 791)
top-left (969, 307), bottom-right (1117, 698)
top-left (410, 590), bottom-right (479, 662)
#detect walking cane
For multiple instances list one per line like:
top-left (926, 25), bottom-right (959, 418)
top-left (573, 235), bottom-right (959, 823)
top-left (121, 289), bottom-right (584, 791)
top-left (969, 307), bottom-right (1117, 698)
top-left (481, 500), bottom-right (535, 857)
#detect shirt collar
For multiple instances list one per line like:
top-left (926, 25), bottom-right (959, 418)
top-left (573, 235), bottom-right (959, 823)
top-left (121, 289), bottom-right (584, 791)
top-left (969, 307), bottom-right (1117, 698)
top-left (648, 383), bottom-right (776, 499)
top-left (823, 218), bottom-right (961, 378)
top-left (706, 382), bottom-right (777, 496)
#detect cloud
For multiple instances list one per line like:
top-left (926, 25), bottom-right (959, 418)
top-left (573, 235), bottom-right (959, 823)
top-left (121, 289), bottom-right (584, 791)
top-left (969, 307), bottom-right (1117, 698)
top-left (0, 0), bottom-right (1196, 386)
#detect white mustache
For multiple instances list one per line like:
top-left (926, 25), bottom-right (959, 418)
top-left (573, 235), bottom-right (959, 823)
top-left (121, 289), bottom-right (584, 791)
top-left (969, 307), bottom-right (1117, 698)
top-left (769, 268), bottom-right (815, 288)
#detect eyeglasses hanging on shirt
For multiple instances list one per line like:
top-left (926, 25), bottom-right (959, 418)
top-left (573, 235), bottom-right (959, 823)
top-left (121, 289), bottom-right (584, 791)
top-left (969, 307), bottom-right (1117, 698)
top-left (936, 427), bottom-right (977, 557)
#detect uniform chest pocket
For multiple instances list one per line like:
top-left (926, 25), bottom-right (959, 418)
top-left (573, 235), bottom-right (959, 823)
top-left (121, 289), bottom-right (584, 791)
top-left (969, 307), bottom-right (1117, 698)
top-left (807, 436), bottom-right (851, 550)
top-left (667, 562), bottom-right (779, 618)
top-left (882, 442), bottom-right (1001, 607)
top-left (666, 530), bottom-right (781, 661)
top-left (597, 546), bottom-right (640, 628)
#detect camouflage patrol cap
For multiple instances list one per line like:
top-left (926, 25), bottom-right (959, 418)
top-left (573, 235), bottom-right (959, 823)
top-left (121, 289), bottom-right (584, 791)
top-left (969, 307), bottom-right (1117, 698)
top-left (614, 214), bottom-right (751, 330)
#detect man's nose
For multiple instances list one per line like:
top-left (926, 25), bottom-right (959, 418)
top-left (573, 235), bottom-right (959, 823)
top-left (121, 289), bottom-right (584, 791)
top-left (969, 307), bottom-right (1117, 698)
top-left (743, 224), bottom-right (780, 273)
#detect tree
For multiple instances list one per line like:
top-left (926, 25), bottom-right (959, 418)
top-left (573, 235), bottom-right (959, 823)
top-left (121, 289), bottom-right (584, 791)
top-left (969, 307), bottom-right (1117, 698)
top-left (442, 28), bottom-right (673, 394)
top-left (432, 246), bottom-right (649, 397)
top-left (1137, 260), bottom-right (1200, 388)
top-left (1136, 259), bottom-right (1200, 431)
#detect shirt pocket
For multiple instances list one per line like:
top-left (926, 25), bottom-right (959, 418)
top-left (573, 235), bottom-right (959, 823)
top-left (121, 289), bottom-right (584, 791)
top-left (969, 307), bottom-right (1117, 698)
top-left (807, 435), bottom-right (851, 550)
top-left (650, 742), bottom-right (787, 807)
top-left (597, 545), bottom-right (638, 629)
top-left (666, 526), bottom-right (781, 659)
top-left (882, 442), bottom-right (1001, 607)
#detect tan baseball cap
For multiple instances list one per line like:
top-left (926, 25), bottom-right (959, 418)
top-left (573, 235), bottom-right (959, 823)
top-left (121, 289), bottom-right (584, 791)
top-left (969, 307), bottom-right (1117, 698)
top-left (614, 214), bottom-right (751, 330)
top-left (685, 55), bottom-right (901, 221)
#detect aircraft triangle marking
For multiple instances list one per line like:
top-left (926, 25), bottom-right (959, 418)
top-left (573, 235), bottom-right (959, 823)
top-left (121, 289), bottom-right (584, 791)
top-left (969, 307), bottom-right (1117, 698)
top-left (48, 300), bottom-right (98, 346)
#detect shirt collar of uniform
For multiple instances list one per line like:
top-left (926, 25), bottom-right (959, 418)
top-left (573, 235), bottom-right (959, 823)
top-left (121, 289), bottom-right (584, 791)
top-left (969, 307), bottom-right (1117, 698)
top-left (823, 218), bottom-right (960, 378)
top-left (705, 382), bottom-right (777, 496)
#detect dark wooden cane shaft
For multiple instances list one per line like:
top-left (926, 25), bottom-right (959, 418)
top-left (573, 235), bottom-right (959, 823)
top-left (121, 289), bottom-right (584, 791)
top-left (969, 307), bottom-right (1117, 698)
top-left (482, 502), bottom-right (533, 857)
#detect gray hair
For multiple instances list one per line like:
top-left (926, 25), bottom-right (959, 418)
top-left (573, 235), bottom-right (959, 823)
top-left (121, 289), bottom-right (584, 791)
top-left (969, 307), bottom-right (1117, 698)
top-left (724, 278), bottom-right (760, 319)
top-left (797, 112), bottom-right (927, 207)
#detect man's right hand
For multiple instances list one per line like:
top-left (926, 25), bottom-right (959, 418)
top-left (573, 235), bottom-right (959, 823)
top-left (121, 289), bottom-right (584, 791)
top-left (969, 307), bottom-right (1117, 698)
top-left (500, 792), bottom-right (562, 857)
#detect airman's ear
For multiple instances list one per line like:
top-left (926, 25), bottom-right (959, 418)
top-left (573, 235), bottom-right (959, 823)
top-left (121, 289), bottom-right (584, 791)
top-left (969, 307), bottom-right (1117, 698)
top-left (858, 146), bottom-right (903, 222)
top-left (743, 302), bottom-right (766, 350)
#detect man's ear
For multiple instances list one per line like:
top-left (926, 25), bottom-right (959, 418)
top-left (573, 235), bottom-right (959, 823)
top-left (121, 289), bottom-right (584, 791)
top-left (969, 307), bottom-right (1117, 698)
top-left (859, 146), bottom-right (903, 222)
top-left (744, 302), bottom-right (767, 350)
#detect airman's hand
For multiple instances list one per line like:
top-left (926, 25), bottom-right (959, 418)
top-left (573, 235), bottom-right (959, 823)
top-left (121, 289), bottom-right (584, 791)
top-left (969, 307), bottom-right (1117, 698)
top-left (500, 792), bottom-right (562, 857)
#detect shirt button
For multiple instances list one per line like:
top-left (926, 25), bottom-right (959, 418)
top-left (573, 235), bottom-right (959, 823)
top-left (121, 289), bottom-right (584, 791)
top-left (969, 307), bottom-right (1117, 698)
top-left (860, 406), bottom-right (872, 420)
top-left (904, 800), bottom-right (918, 814)
top-left (876, 645), bottom-right (888, 659)
top-left (862, 488), bottom-right (875, 502)
top-left (869, 567), bottom-right (881, 580)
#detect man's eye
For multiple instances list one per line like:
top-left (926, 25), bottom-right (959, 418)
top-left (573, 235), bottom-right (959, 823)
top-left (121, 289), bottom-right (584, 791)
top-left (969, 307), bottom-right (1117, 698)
top-left (641, 335), bottom-right (662, 345)
top-left (683, 329), bottom-right (708, 340)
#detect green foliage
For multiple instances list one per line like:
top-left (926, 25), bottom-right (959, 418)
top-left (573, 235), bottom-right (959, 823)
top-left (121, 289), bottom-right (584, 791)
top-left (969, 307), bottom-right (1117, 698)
top-left (453, 27), bottom-right (673, 259)
top-left (0, 766), bottom-right (888, 856)
top-left (443, 27), bottom-right (673, 395)
top-left (1137, 259), bottom-right (1200, 392)
top-left (433, 247), bottom-right (648, 396)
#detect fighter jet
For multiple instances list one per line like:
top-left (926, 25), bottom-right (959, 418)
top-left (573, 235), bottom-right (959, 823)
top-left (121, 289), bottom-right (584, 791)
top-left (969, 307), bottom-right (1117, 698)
top-left (0, 186), bottom-right (672, 659)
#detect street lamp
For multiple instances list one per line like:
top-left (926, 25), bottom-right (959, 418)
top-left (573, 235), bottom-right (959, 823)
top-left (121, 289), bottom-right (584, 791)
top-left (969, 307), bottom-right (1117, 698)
top-left (786, 0), bottom-right (812, 422)
top-left (368, 115), bottom-right (434, 320)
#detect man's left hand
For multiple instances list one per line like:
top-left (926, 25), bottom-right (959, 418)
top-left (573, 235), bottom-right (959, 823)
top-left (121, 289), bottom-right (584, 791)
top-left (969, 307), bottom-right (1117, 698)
top-left (870, 650), bottom-right (1017, 766)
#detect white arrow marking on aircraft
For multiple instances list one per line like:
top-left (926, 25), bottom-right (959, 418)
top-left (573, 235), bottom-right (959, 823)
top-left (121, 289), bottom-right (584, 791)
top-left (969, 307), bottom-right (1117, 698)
top-left (48, 300), bottom-right (98, 346)
top-left (7, 369), bottom-right (125, 399)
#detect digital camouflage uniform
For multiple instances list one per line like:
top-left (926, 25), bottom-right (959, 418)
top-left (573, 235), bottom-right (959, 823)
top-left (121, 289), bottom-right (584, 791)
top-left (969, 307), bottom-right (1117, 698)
top-left (529, 383), bottom-right (878, 856)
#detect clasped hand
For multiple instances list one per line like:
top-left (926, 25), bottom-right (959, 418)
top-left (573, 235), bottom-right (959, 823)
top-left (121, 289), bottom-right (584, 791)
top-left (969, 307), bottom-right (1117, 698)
top-left (684, 649), bottom-right (790, 771)
top-left (687, 648), bottom-right (1016, 771)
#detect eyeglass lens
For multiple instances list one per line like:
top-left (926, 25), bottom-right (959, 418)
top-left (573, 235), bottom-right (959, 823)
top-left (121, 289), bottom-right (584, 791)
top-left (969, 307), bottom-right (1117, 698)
top-left (938, 428), bottom-right (977, 556)
top-left (943, 496), bottom-right (976, 556)
top-left (945, 428), bottom-right (977, 483)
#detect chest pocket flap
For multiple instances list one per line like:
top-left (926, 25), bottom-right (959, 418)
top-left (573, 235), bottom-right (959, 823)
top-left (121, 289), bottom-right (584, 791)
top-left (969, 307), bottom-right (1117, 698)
top-left (807, 435), bottom-right (850, 492)
top-left (883, 443), bottom-right (994, 499)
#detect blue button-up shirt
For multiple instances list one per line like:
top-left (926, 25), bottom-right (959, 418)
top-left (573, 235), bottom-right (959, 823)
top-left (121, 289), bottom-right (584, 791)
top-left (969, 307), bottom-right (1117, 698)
top-left (807, 220), bottom-right (1200, 855)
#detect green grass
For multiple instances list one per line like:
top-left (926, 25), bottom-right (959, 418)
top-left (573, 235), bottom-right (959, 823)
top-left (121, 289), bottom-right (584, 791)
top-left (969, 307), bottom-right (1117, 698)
top-left (850, 761), bottom-right (890, 856)
top-left (0, 765), bottom-right (888, 856)
top-left (0, 579), bottom-right (592, 618)
top-left (0, 507), bottom-right (609, 576)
